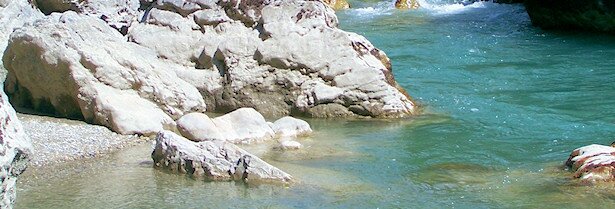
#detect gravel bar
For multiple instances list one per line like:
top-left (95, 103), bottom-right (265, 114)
top-left (17, 113), bottom-right (149, 167)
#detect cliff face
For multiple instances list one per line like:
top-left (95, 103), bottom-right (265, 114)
top-left (2, 0), bottom-right (417, 135)
top-left (525, 0), bottom-right (615, 33)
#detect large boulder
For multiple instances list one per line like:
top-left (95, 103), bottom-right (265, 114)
top-left (151, 130), bottom-right (292, 183)
top-left (176, 108), bottom-right (274, 143)
top-left (525, 0), bottom-right (615, 33)
top-left (128, 0), bottom-right (417, 118)
top-left (0, 90), bottom-right (32, 208)
top-left (0, 0), bottom-right (43, 77)
top-left (4, 0), bottom-right (417, 136)
top-left (565, 144), bottom-right (615, 182)
top-left (3, 12), bottom-right (205, 135)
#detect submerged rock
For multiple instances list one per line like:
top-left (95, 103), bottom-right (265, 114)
top-left (525, 0), bottom-right (615, 33)
top-left (395, 0), bottom-right (420, 9)
top-left (177, 108), bottom-right (275, 143)
top-left (322, 0), bottom-right (350, 10)
top-left (278, 139), bottom-right (302, 150)
top-left (0, 90), bottom-right (32, 208)
top-left (565, 144), bottom-right (615, 182)
top-left (152, 131), bottom-right (293, 183)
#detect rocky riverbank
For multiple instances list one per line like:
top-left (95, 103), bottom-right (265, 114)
top-left (18, 113), bottom-right (147, 167)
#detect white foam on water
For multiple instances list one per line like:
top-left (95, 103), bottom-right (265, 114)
top-left (345, 1), bottom-right (395, 18)
top-left (418, 0), bottom-right (491, 16)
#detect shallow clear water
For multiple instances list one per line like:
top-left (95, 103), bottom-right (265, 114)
top-left (16, 1), bottom-right (615, 208)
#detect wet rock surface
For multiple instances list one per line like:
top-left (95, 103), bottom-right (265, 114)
top-left (152, 131), bottom-right (293, 183)
top-left (565, 144), bottom-right (615, 182)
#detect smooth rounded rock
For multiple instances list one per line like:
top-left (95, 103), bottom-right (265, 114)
top-left (176, 112), bottom-right (223, 142)
top-left (279, 140), bottom-right (302, 150)
top-left (271, 116), bottom-right (312, 137)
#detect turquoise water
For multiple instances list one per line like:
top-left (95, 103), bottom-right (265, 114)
top-left (16, 1), bottom-right (615, 208)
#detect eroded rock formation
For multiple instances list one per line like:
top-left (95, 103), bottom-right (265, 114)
top-left (565, 144), bottom-right (615, 182)
top-left (152, 130), bottom-right (293, 183)
top-left (3, 12), bottom-right (205, 135)
top-left (3, 0), bottom-right (417, 135)
top-left (0, 90), bottom-right (32, 208)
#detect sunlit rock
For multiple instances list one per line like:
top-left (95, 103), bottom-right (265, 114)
top-left (3, 12), bottom-right (204, 135)
top-left (176, 108), bottom-right (274, 144)
top-left (322, 0), bottom-right (350, 10)
top-left (395, 0), bottom-right (420, 9)
top-left (271, 116), bottom-right (312, 137)
top-left (565, 143), bottom-right (615, 182)
top-left (152, 131), bottom-right (293, 183)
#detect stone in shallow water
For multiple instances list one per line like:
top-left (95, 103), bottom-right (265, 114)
top-left (176, 108), bottom-right (275, 143)
top-left (278, 139), bottom-right (302, 150)
top-left (565, 144), bottom-right (615, 182)
top-left (271, 116), bottom-right (313, 137)
top-left (151, 131), bottom-right (293, 183)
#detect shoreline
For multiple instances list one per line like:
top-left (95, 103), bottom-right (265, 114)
top-left (17, 112), bottom-right (150, 168)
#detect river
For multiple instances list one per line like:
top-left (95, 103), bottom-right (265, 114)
top-left (16, 1), bottom-right (615, 208)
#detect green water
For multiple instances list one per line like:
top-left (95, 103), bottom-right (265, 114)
top-left (16, 1), bottom-right (615, 208)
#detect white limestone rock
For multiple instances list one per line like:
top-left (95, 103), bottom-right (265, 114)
top-left (0, 90), bottom-right (31, 208)
top-left (210, 108), bottom-right (275, 143)
top-left (129, 0), bottom-right (417, 118)
top-left (3, 12), bottom-right (206, 135)
top-left (271, 116), bottom-right (312, 137)
top-left (177, 108), bottom-right (275, 143)
top-left (152, 130), bottom-right (293, 183)
top-left (176, 112), bottom-right (223, 142)
top-left (35, 0), bottom-right (141, 34)
top-left (0, 0), bottom-right (43, 76)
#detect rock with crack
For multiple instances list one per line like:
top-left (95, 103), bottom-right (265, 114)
top-left (152, 130), bottom-right (293, 183)
top-left (34, 0), bottom-right (141, 34)
top-left (176, 108), bottom-right (274, 143)
top-left (3, 12), bottom-right (206, 135)
top-left (128, 0), bottom-right (417, 118)
top-left (565, 143), bottom-right (615, 182)
top-left (0, 90), bottom-right (32, 208)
